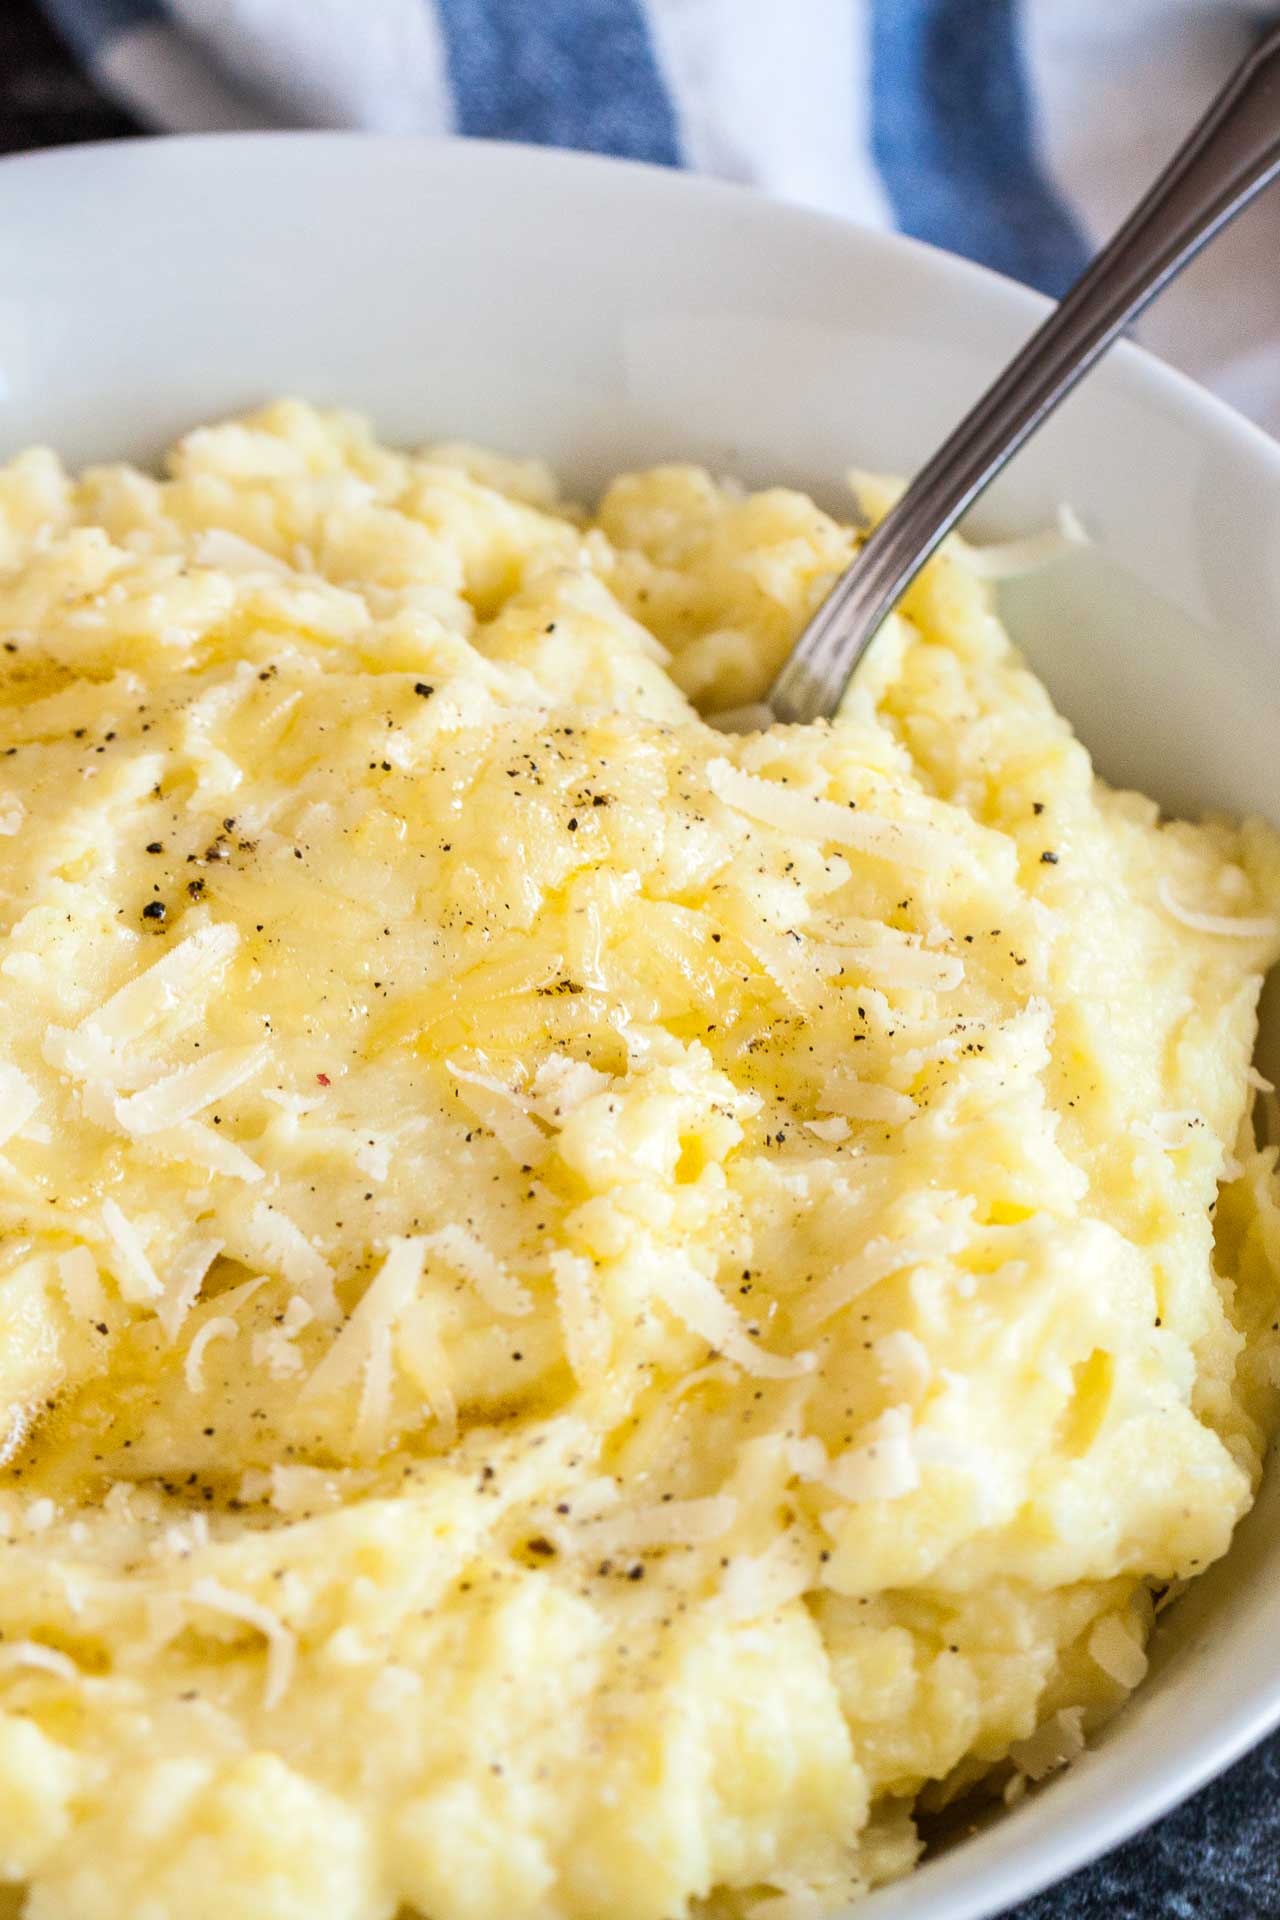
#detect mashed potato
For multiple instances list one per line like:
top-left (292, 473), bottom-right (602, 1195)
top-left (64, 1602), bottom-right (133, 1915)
top-left (0, 401), bottom-right (1278, 1920)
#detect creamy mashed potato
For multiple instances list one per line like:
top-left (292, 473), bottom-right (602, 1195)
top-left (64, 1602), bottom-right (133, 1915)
top-left (0, 401), bottom-right (1278, 1920)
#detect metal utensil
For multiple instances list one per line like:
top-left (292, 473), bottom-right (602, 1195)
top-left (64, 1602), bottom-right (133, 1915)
top-left (767, 23), bottom-right (1280, 727)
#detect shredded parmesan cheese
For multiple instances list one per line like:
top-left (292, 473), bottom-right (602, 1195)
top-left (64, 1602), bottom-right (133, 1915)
top-left (423, 1223), bottom-right (533, 1317)
top-left (652, 1260), bottom-right (814, 1379)
top-left (193, 529), bottom-right (292, 576)
top-left (0, 1642), bottom-right (80, 1683)
top-left (43, 924), bottom-right (241, 1079)
top-left (394, 1302), bottom-right (458, 1445)
top-left (99, 1197), bottom-right (163, 1304)
top-left (875, 1330), bottom-right (932, 1401)
top-left (187, 1578), bottom-right (296, 1710)
top-left (184, 1315), bottom-right (239, 1392)
top-left (747, 928), bottom-right (961, 1005)
top-left (109, 1043), bottom-right (269, 1136)
top-left (446, 1056), bottom-right (547, 1163)
top-left (1088, 1614), bottom-right (1149, 1689)
top-left (549, 1250), bottom-right (611, 1385)
top-left (720, 1526), bottom-right (816, 1621)
top-left (1157, 878), bottom-right (1278, 940)
top-left (530, 1055), bottom-right (610, 1123)
top-left (164, 1119), bottom-right (265, 1183)
top-left (792, 1410), bottom-right (920, 1505)
top-left (824, 1410), bottom-right (920, 1502)
top-left (707, 758), bottom-right (959, 873)
top-left (820, 1075), bottom-right (917, 1125)
top-left (354, 1324), bottom-right (395, 1457)
top-left (57, 1246), bottom-right (109, 1323)
top-left (1008, 1706), bottom-right (1086, 1782)
top-left (818, 940), bottom-right (963, 993)
top-left (797, 1222), bottom-right (969, 1330)
top-left (577, 1495), bottom-right (738, 1554)
top-left (0, 1063), bottom-right (38, 1149)
top-left (304, 1239), bottom-right (426, 1450)
top-left (158, 1236), bottom-right (223, 1340)
top-left (241, 1201), bottom-right (337, 1321)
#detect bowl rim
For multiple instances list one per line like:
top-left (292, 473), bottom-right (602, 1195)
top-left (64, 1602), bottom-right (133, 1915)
top-left (3, 126), bottom-right (1280, 1918)
top-left (5, 125), bottom-right (1280, 484)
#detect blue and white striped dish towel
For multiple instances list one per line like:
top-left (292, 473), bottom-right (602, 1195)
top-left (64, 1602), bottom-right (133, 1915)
top-left (39, 0), bottom-right (1280, 437)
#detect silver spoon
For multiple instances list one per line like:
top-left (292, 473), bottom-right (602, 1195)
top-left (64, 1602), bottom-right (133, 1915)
top-left (766, 23), bottom-right (1280, 728)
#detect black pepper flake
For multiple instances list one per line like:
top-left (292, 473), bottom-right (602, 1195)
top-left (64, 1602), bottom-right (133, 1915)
top-left (145, 841), bottom-right (164, 854)
top-left (187, 878), bottom-right (206, 900)
top-left (1032, 801), bottom-right (1045, 815)
top-left (526, 1536), bottom-right (557, 1558)
top-left (141, 901), bottom-right (167, 922)
top-left (1040, 850), bottom-right (1059, 863)
top-left (413, 682), bottom-right (435, 698)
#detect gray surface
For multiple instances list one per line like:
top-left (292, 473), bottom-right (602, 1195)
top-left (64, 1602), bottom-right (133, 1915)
top-left (4, 5), bottom-right (1279, 1914)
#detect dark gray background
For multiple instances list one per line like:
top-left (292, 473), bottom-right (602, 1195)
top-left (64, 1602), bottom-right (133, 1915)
top-left (2, 2), bottom-right (1278, 1912)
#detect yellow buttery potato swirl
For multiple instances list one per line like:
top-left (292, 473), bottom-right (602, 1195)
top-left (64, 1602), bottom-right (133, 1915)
top-left (0, 402), bottom-right (1276, 1919)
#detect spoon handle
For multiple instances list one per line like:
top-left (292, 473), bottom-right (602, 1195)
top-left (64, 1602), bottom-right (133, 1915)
top-left (768, 25), bottom-right (1280, 727)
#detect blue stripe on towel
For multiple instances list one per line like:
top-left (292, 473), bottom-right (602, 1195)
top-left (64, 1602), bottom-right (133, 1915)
top-left (433, 0), bottom-right (681, 163)
top-left (868, 0), bottom-right (1090, 297)
top-left (41, 0), bottom-right (164, 60)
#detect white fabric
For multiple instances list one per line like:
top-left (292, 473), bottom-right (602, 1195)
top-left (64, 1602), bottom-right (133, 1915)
top-left (48, 0), bottom-right (1280, 436)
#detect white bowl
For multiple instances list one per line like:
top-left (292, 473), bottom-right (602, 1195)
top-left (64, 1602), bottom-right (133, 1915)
top-left (3, 132), bottom-right (1279, 1920)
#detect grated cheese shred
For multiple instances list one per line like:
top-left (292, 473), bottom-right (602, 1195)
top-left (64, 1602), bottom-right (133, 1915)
top-left (184, 1316), bottom-right (239, 1393)
top-left (187, 1578), bottom-right (296, 1710)
top-left (707, 757), bottom-right (960, 873)
top-left (1157, 878), bottom-right (1278, 940)
top-left (422, 1223), bottom-right (533, 1317)
top-left (99, 1198), bottom-right (163, 1304)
